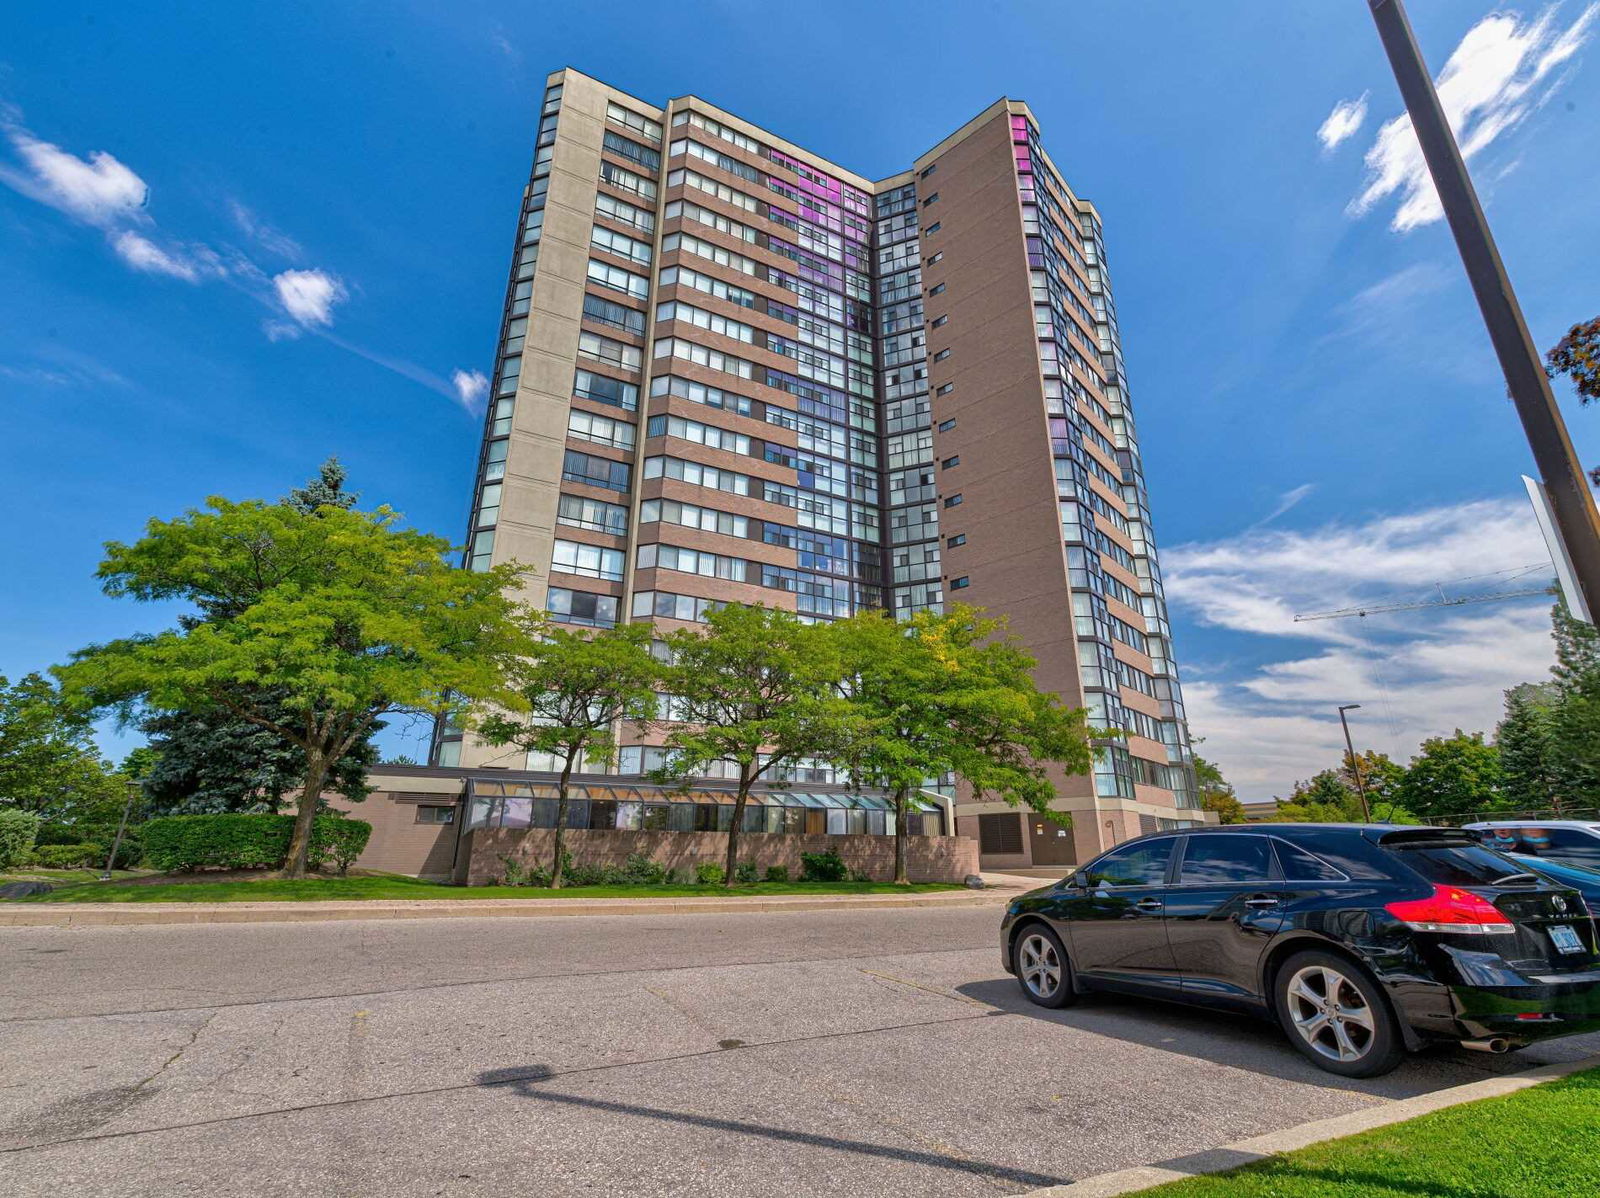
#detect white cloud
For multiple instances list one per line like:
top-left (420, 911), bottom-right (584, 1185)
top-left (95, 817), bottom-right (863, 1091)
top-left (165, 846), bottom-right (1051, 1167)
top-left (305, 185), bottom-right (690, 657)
top-left (1317, 93), bottom-right (1369, 152)
top-left (1168, 497), bottom-right (1560, 798)
top-left (1350, 4), bottom-right (1598, 232)
top-left (0, 124), bottom-right (148, 227)
top-left (227, 199), bottom-right (302, 259)
top-left (110, 230), bottom-right (206, 281)
top-left (1165, 497), bottom-right (1549, 641)
top-left (272, 268), bottom-right (346, 327)
top-left (452, 369), bottom-right (489, 412)
top-left (1253, 483), bottom-right (1315, 529)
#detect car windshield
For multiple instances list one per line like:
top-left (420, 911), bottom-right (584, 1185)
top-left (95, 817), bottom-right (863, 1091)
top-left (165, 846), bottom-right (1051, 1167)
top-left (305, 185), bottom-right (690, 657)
top-left (1393, 841), bottom-right (1543, 887)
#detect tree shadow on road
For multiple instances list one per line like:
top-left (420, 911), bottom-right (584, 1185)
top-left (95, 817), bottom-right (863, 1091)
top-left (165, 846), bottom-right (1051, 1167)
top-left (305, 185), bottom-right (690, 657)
top-left (476, 1064), bottom-right (1073, 1190)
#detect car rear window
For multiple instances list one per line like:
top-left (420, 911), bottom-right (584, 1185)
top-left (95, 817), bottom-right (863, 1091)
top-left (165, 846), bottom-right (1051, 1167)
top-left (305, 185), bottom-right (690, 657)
top-left (1276, 830), bottom-right (1392, 881)
top-left (1273, 840), bottom-right (1347, 881)
top-left (1391, 843), bottom-right (1534, 887)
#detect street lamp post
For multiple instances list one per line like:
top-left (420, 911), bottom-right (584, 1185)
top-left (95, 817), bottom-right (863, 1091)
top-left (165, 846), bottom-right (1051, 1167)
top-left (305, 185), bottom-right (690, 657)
top-left (100, 780), bottom-right (139, 882)
top-left (1337, 704), bottom-right (1372, 822)
top-left (1367, 0), bottom-right (1600, 624)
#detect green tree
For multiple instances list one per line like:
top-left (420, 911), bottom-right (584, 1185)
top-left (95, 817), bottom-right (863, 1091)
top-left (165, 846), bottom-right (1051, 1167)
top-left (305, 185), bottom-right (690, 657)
top-left (1548, 607), bottom-right (1600, 807)
top-left (478, 623), bottom-right (661, 888)
top-left (1194, 755), bottom-right (1246, 823)
top-left (0, 672), bottom-right (127, 823)
top-left (128, 458), bottom-right (381, 816)
top-left (1340, 749), bottom-right (1407, 820)
top-left (136, 702), bottom-right (378, 816)
top-left (1546, 315), bottom-right (1600, 485)
top-left (1396, 730), bottom-right (1504, 821)
top-left (1275, 770), bottom-right (1363, 823)
top-left (1497, 682), bottom-right (1562, 813)
top-left (55, 497), bottom-right (533, 876)
top-left (654, 604), bottom-right (852, 888)
top-left (833, 607), bottom-right (1092, 883)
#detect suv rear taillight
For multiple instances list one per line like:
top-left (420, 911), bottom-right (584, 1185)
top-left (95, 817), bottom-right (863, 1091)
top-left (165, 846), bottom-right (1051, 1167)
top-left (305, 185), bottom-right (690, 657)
top-left (1385, 885), bottom-right (1517, 935)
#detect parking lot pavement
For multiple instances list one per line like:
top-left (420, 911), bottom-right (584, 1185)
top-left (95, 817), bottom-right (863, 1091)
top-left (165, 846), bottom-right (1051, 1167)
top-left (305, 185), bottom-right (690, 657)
top-left (4, 909), bottom-right (1596, 1197)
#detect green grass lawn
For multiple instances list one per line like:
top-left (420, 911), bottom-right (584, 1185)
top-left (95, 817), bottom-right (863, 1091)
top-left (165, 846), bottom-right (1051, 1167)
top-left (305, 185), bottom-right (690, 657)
top-left (1, 866), bottom-right (153, 885)
top-left (1142, 1066), bottom-right (1599, 1198)
top-left (15, 872), bottom-right (965, 903)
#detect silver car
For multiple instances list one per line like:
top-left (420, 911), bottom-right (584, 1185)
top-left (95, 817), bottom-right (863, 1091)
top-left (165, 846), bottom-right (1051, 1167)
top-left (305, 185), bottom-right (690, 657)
top-left (1462, 821), bottom-right (1600, 869)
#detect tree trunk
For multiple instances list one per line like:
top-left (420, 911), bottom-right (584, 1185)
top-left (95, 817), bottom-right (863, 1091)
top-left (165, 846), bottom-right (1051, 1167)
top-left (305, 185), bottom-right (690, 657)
top-left (282, 748), bottom-right (328, 878)
top-left (725, 776), bottom-right (750, 887)
top-left (552, 758), bottom-right (574, 889)
top-left (893, 786), bottom-right (910, 886)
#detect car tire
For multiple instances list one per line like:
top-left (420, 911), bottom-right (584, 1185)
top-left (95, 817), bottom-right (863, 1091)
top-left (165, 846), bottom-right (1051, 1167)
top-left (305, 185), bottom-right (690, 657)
top-left (1273, 949), bottom-right (1404, 1078)
top-left (1014, 923), bottom-right (1076, 1009)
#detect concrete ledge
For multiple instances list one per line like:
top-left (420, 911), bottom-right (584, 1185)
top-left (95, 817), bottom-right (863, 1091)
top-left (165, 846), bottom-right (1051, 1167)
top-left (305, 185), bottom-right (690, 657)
top-left (0, 889), bottom-right (1009, 927)
top-left (1016, 1053), bottom-right (1600, 1197)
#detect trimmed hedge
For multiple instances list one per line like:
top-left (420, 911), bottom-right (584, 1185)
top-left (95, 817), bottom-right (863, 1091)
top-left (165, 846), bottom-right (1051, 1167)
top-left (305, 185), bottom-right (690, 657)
top-left (37, 823), bottom-right (143, 869)
top-left (0, 809), bottom-right (41, 870)
top-left (142, 814), bottom-right (372, 874)
top-left (30, 842), bottom-right (104, 869)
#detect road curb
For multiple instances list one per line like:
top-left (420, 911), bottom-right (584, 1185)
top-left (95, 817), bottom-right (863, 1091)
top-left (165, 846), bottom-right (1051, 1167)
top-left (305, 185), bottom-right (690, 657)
top-left (1013, 1052), bottom-right (1600, 1197)
top-left (0, 889), bottom-right (1010, 927)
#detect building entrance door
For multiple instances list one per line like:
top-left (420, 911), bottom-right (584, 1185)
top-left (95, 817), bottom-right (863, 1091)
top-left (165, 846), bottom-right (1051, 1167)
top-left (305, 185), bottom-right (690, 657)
top-left (1029, 815), bottom-right (1076, 866)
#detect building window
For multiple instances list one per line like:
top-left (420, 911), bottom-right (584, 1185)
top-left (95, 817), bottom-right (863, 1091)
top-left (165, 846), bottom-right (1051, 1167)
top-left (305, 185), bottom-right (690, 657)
top-left (547, 587), bottom-right (619, 628)
top-left (936, 382), bottom-right (954, 396)
top-left (926, 251), bottom-right (943, 266)
top-left (932, 314), bottom-right (948, 329)
top-left (562, 449), bottom-right (631, 493)
top-left (947, 533), bottom-right (966, 547)
top-left (574, 369), bottom-right (639, 412)
top-left (925, 221), bottom-right (941, 235)
top-left (553, 539), bottom-right (625, 582)
top-left (951, 576), bottom-right (970, 590)
top-left (416, 805), bottom-right (455, 825)
top-left (933, 348), bottom-right (950, 363)
top-left (938, 418), bottom-right (956, 432)
top-left (922, 192), bottom-right (940, 206)
top-left (919, 164), bottom-right (937, 180)
top-left (944, 494), bottom-right (963, 508)
top-left (942, 456), bottom-right (959, 469)
top-left (929, 282), bottom-right (946, 296)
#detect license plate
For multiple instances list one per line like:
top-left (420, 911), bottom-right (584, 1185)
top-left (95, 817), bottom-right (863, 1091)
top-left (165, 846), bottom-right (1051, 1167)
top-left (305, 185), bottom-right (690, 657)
top-left (1549, 925), bottom-right (1584, 955)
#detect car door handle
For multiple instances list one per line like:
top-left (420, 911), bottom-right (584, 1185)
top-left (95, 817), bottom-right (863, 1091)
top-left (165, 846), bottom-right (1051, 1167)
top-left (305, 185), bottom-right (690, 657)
top-left (1134, 897), bottom-right (1162, 912)
top-left (1244, 895), bottom-right (1281, 908)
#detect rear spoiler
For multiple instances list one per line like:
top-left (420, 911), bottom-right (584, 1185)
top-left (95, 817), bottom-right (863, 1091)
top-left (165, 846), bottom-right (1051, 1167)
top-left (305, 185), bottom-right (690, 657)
top-left (1371, 827), bottom-right (1478, 847)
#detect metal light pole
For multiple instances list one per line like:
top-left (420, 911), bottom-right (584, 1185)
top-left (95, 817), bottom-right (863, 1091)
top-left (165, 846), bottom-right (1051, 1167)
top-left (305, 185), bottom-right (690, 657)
top-left (1337, 704), bottom-right (1372, 822)
top-left (1368, 0), bottom-right (1600, 625)
top-left (100, 780), bottom-right (139, 882)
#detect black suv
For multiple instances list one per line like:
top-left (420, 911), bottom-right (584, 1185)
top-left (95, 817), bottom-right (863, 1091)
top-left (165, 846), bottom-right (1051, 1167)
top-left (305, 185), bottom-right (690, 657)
top-left (999, 824), bottom-right (1600, 1076)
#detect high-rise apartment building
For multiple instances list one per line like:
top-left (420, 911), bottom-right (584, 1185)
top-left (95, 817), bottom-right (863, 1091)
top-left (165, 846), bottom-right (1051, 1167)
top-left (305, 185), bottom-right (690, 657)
top-left (434, 68), bottom-right (1202, 867)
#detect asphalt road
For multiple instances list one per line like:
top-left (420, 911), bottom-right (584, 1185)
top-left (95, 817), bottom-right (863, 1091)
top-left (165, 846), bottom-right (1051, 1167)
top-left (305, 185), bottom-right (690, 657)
top-left (3, 908), bottom-right (1596, 1197)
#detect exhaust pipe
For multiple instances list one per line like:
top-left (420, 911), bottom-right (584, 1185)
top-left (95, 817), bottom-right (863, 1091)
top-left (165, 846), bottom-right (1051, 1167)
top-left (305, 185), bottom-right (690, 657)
top-left (1460, 1037), bottom-right (1511, 1054)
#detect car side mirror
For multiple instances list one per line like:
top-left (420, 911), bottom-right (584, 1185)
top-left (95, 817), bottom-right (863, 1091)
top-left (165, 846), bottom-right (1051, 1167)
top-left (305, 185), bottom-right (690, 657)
top-left (1067, 872), bottom-right (1090, 890)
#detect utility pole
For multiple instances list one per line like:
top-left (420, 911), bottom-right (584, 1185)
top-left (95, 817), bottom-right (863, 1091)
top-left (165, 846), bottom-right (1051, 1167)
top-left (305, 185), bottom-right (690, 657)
top-left (1367, 0), bottom-right (1600, 625)
top-left (1337, 704), bottom-right (1372, 822)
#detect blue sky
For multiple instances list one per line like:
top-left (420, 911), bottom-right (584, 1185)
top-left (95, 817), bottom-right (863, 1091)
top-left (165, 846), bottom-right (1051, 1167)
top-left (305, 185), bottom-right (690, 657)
top-left (3, 2), bottom-right (1598, 793)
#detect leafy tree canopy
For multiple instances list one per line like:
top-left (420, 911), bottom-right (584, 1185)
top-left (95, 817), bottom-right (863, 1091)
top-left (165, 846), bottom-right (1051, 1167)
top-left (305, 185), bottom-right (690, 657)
top-left (0, 672), bottom-right (128, 824)
top-left (833, 607), bottom-right (1092, 880)
top-left (1396, 730), bottom-right (1504, 821)
top-left (478, 622), bottom-right (661, 887)
top-left (655, 604), bottom-right (852, 886)
top-left (1546, 315), bottom-right (1600, 484)
top-left (55, 496), bottom-right (533, 875)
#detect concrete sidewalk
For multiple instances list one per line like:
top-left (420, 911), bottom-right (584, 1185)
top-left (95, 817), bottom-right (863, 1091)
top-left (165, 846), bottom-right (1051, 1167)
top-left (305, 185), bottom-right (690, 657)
top-left (0, 876), bottom-right (1040, 927)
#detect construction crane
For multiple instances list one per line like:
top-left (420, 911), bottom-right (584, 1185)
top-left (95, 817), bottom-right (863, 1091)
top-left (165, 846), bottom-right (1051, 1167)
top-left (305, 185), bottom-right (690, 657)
top-left (1293, 565), bottom-right (1557, 623)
